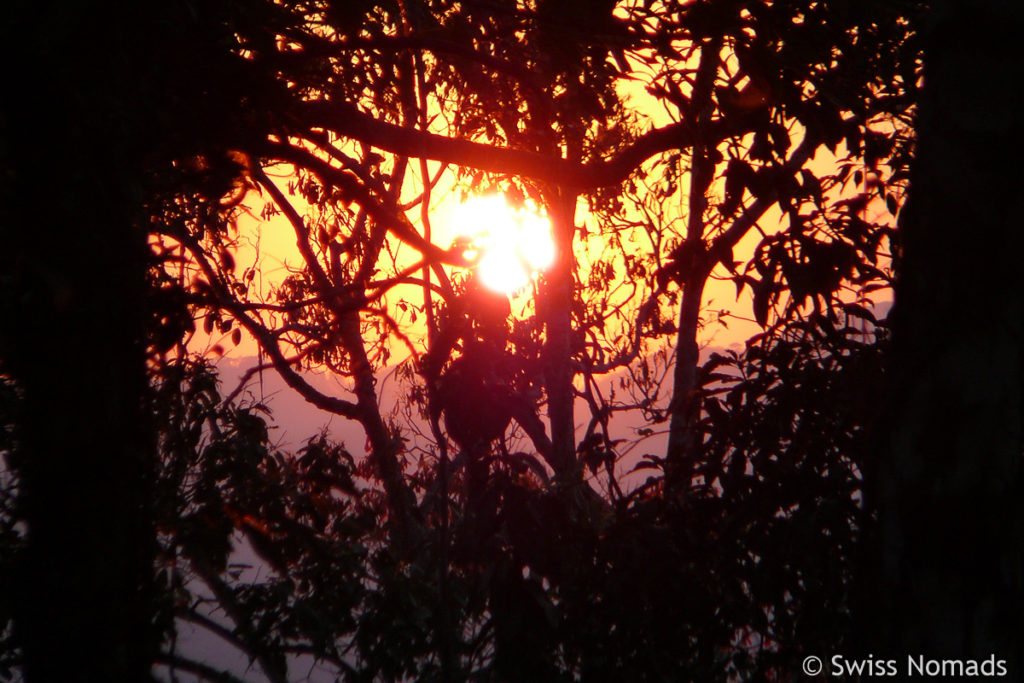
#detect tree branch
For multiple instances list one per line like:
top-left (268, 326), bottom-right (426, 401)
top-left (709, 132), bottom-right (818, 264)
top-left (189, 558), bottom-right (289, 683)
top-left (182, 237), bottom-right (364, 420)
top-left (250, 164), bottom-right (335, 295)
top-left (154, 652), bottom-right (250, 683)
top-left (301, 100), bottom-right (759, 188)
top-left (507, 396), bottom-right (554, 466)
top-left (258, 139), bottom-right (467, 277)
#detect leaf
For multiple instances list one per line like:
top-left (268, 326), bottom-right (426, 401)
top-left (219, 248), bottom-right (235, 272)
top-left (630, 459), bottom-right (662, 474)
top-left (513, 453), bottom-right (550, 484)
top-left (722, 158), bottom-right (754, 217)
top-left (752, 281), bottom-right (771, 328)
top-left (885, 193), bottom-right (899, 216)
top-left (800, 169), bottom-right (822, 205)
top-left (769, 122), bottom-right (791, 156)
top-left (750, 129), bottom-right (774, 162)
top-left (842, 302), bottom-right (877, 324)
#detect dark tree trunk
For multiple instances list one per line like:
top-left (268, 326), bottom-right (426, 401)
top-left (665, 270), bottom-right (708, 492)
top-left (2, 4), bottom-right (159, 679)
top-left (542, 190), bottom-right (579, 478)
top-left (863, 0), bottom-right (1024, 668)
top-left (5, 202), bottom-right (154, 683)
top-left (666, 37), bottom-right (719, 497)
top-left (6, 93), bottom-right (155, 683)
top-left (3, 2), bottom-right (282, 675)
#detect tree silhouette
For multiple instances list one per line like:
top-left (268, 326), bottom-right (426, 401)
top-left (1, 1), bottom-right (312, 679)
top-left (0, 0), bottom-right (935, 680)
top-left (859, 0), bottom-right (1024, 670)
top-left (165, 0), bottom-right (917, 509)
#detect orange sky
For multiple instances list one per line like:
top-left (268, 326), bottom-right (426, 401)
top-left (186, 41), bottom-right (896, 379)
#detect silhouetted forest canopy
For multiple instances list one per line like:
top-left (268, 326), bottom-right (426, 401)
top-left (1, 0), bottom-right (1021, 681)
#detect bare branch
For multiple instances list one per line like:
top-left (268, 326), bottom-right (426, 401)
top-left (250, 164), bottom-right (335, 295)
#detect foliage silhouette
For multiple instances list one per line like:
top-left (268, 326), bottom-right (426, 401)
top-left (122, 314), bottom-right (883, 681)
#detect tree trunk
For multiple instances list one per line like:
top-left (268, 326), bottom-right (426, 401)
top-left (665, 37), bottom-right (719, 497)
top-left (542, 190), bottom-right (579, 478)
top-left (666, 271), bottom-right (708, 493)
top-left (864, 0), bottom-right (1024, 668)
top-left (5, 87), bottom-right (155, 683)
top-left (2, 4), bottom-right (162, 679)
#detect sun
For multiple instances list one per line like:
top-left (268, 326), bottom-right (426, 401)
top-left (446, 194), bottom-right (555, 295)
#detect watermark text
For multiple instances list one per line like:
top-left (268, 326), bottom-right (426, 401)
top-left (801, 654), bottom-right (1008, 678)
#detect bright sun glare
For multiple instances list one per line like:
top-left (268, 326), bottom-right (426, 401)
top-left (447, 194), bottom-right (555, 295)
